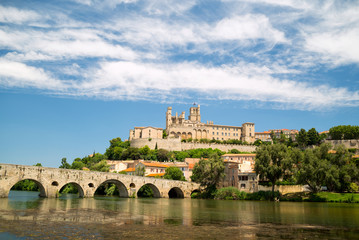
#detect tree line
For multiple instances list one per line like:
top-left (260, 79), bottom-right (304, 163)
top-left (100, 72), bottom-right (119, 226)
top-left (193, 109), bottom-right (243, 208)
top-left (255, 143), bottom-right (359, 194)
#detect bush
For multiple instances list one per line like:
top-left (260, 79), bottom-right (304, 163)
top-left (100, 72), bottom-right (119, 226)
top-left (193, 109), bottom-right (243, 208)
top-left (214, 187), bottom-right (246, 200)
top-left (349, 183), bottom-right (358, 193)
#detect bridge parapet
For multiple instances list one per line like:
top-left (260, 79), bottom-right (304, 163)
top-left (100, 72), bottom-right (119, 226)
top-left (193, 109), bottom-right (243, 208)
top-left (0, 163), bottom-right (200, 198)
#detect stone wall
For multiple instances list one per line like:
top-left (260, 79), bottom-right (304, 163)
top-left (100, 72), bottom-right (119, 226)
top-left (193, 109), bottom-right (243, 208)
top-left (258, 185), bottom-right (304, 194)
top-left (181, 142), bottom-right (256, 152)
top-left (324, 139), bottom-right (359, 149)
top-left (130, 138), bottom-right (256, 152)
top-left (130, 138), bottom-right (182, 151)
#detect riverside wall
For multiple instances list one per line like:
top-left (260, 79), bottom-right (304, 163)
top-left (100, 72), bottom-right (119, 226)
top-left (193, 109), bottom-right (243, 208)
top-left (130, 138), bottom-right (256, 152)
top-left (258, 185), bottom-right (305, 195)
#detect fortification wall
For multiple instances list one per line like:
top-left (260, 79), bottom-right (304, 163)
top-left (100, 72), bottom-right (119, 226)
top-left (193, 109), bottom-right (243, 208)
top-left (324, 139), bottom-right (359, 149)
top-left (130, 138), bottom-right (182, 151)
top-left (180, 142), bottom-right (256, 152)
top-left (130, 138), bottom-right (256, 152)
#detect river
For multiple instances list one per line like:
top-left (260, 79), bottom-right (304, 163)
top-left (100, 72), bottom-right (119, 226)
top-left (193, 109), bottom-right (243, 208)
top-left (0, 191), bottom-right (358, 239)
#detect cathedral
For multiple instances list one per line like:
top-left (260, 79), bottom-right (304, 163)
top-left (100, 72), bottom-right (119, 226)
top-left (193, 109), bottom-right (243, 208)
top-left (130, 104), bottom-right (255, 143)
top-left (166, 105), bottom-right (255, 143)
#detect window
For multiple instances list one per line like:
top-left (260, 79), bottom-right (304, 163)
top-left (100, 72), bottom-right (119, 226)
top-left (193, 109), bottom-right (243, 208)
top-left (217, 132), bottom-right (219, 135)
top-left (213, 132), bottom-right (214, 135)
top-left (241, 184), bottom-right (246, 188)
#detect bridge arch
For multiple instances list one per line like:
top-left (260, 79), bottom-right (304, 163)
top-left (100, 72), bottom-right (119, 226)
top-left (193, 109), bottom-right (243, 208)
top-left (168, 187), bottom-right (184, 198)
top-left (59, 182), bottom-right (85, 198)
top-left (9, 178), bottom-right (47, 197)
top-left (96, 179), bottom-right (128, 197)
top-left (137, 183), bottom-right (161, 198)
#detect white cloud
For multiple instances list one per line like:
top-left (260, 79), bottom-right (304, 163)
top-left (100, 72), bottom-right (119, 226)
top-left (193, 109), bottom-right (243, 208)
top-left (0, 28), bottom-right (138, 61)
top-left (0, 59), bottom-right (66, 90)
top-left (0, 6), bottom-right (40, 24)
top-left (211, 15), bottom-right (286, 43)
top-left (73, 60), bottom-right (359, 110)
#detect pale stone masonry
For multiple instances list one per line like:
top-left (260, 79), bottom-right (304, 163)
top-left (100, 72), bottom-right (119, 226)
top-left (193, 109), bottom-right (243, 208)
top-left (166, 105), bottom-right (255, 143)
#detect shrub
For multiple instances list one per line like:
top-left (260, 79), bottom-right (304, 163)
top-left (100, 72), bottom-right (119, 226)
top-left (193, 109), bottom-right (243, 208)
top-left (349, 183), bottom-right (359, 193)
top-left (214, 187), bottom-right (246, 200)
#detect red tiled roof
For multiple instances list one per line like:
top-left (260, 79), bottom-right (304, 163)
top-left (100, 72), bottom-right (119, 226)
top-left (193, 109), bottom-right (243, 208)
top-left (123, 168), bottom-right (135, 172)
top-left (141, 162), bottom-right (169, 168)
top-left (146, 173), bottom-right (165, 177)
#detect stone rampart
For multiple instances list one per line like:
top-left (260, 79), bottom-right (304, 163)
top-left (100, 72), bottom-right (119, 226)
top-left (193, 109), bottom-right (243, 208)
top-left (130, 138), bottom-right (256, 153)
top-left (324, 139), bottom-right (359, 149)
top-left (180, 142), bottom-right (256, 152)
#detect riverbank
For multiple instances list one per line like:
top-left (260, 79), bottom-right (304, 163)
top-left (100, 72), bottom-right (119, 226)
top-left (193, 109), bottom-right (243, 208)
top-left (280, 192), bottom-right (359, 203)
top-left (198, 187), bottom-right (359, 203)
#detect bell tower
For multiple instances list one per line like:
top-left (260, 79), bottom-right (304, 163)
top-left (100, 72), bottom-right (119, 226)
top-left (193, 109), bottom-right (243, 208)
top-left (189, 104), bottom-right (201, 122)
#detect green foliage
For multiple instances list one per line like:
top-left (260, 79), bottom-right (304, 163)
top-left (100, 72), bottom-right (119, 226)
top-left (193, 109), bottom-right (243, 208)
top-left (307, 128), bottom-right (320, 145)
top-left (135, 165), bottom-right (145, 176)
top-left (190, 153), bottom-right (225, 196)
top-left (95, 183), bottom-right (119, 196)
top-left (254, 144), bottom-right (292, 194)
top-left (349, 183), bottom-right (359, 193)
top-left (137, 185), bottom-right (154, 198)
top-left (329, 125), bottom-right (359, 140)
top-left (11, 180), bottom-right (39, 191)
top-left (214, 187), bottom-right (246, 200)
top-left (90, 159), bottom-right (110, 172)
top-left (296, 128), bottom-right (308, 149)
top-left (163, 167), bottom-right (186, 181)
top-left (253, 139), bottom-right (262, 146)
top-left (156, 149), bottom-right (170, 162)
top-left (162, 130), bottom-right (168, 139)
top-left (34, 163), bottom-right (42, 167)
top-left (295, 143), bottom-right (359, 193)
top-left (104, 184), bottom-right (117, 196)
top-left (59, 157), bottom-right (71, 169)
top-left (105, 137), bottom-right (130, 160)
top-left (60, 184), bottom-right (78, 194)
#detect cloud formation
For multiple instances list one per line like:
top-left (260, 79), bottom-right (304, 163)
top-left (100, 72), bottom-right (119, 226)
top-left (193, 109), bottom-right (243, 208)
top-left (0, 0), bottom-right (358, 111)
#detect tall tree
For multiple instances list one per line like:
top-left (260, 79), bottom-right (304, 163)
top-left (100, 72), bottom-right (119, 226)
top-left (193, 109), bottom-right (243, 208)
top-left (191, 153), bottom-right (225, 197)
top-left (307, 128), bottom-right (320, 146)
top-left (254, 144), bottom-right (292, 194)
top-left (296, 128), bottom-right (308, 149)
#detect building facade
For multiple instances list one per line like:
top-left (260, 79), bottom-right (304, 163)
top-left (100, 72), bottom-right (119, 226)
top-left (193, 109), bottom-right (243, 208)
top-left (129, 126), bottom-right (163, 141)
top-left (166, 105), bottom-right (255, 143)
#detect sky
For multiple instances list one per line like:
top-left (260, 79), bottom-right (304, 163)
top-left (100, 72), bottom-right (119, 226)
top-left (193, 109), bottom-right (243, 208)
top-left (0, 0), bottom-right (358, 168)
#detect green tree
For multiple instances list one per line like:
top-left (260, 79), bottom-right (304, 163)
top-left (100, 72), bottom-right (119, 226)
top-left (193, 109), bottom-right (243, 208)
top-left (164, 167), bottom-right (186, 181)
top-left (59, 157), bottom-right (71, 169)
top-left (34, 163), bottom-right (42, 167)
top-left (270, 131), bottom-right (278, 144)
top-left (295, 145), bottom-right (330, 193)
top-left (90, 159), bottom-right (110, 172)
top-left (307, 128), bottom-right (320, 146)
top-left (135, 165), bottom-right (145, 176)
top-left (157, 149), bottom-right (169, 162)
top-left (296, 128), bottom-right (308, 149)
top-left (190, 153), bottom-right (225, 197)
top-left (254, 144), bottom-right (292, 194)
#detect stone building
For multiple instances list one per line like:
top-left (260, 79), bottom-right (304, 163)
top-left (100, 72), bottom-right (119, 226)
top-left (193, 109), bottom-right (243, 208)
top-left (166, 105), bottom-right (255, 143)
top-left (129, 126), bottom-right (163, 140)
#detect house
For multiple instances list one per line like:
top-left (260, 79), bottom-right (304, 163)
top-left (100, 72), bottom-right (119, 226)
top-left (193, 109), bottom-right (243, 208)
top-left (136, 161), bottom-right (169, 177)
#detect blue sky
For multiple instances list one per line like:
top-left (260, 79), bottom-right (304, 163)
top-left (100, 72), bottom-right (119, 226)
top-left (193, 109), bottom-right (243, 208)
top-left (0, 0), bottom-right (358, 167)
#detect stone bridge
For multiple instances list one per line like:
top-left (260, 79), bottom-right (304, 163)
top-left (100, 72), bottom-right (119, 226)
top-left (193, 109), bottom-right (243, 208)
top-left (0, 164), bottom-right (200, 198)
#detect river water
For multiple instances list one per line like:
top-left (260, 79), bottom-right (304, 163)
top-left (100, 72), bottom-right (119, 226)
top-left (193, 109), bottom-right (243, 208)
top-left (0, 191), bottom-right (358, 239)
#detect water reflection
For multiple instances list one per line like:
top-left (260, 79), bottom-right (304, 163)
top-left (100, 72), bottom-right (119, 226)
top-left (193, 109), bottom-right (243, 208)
top-left (1, 191), bottom-right (359, 239)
